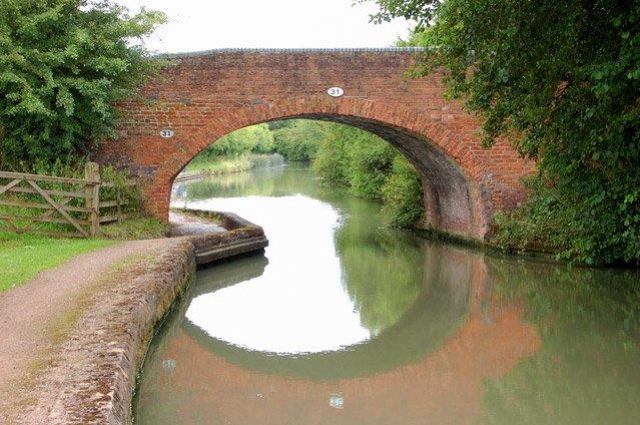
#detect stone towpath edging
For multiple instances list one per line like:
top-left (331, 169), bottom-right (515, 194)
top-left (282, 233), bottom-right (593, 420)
top-left (0, 212), bottom-right (268, 424)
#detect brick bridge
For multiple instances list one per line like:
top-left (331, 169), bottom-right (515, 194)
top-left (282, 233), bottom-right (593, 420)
top-left (98, 48), bottom-right (533, 241)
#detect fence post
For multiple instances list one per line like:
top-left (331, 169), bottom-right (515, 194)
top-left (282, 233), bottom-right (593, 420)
top-left (84, 162), bottom-right (101, 237)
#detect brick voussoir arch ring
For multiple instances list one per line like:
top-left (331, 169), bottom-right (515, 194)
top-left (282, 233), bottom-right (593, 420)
top-left (100, 48), bottom-right (533, 242)
top-left (168, 96), bottom-right (496, 240)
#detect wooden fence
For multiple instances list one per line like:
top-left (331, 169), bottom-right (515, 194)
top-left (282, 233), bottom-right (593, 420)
top-left (0, 162), bottom-right (138, 238)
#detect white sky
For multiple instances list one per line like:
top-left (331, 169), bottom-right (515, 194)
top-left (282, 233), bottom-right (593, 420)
top-left (115, 0), bottom-right (413, 53)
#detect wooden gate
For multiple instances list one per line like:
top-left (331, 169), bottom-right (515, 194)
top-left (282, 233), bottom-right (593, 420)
top-left (0, 163), bottom-right (136, 238)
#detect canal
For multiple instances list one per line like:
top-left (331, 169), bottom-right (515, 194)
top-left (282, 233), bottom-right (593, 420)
top-left (135, 165), bottom-right (640, 424)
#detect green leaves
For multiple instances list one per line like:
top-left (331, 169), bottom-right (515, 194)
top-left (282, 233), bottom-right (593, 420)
top-left (375, 0), bottom-right (640, 264)
top-left (0, 0), bottom-right (167, 171)
top-left (311, 120), bottom-right (424, 227)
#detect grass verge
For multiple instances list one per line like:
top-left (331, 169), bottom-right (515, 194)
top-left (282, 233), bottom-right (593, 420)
top-left (0, 233), bottom-right (115, 292)
top-left (0, 218), bottom-right (170, 292)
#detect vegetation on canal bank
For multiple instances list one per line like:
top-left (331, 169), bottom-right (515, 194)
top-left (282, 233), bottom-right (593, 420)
top-left (310, 121), bottom-right (424, 228)
top-left (0, 1), bottom-right (167, 172)
top-left (0, 233), bottom-right (113, 292)
top-left (185, 153), bottom-right (285, 176)
top-left (0, 2), bottom-right (171, 290)
top-left (379, 0), bottom-right (640, 265)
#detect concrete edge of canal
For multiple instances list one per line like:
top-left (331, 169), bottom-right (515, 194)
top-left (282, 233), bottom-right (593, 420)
top-left (48, 212), bottom-right (268, 424)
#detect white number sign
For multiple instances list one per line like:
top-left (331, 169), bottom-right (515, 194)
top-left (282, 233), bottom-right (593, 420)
top-left (327, 87), bottom-right (345, 97)
top-left (160, 129), bottom-right (175, 139)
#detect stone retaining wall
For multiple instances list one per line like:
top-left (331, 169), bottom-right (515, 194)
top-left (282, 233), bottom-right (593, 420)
top-left (38, 239), bottom-right (196, 424)
top-left (179, 210), bottom-right (269, 264)
top-left (39, 216), bottom-right (268, 424)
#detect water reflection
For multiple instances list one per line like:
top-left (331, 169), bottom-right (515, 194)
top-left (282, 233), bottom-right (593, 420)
top-left (135, 166), bottom-right (640, 425)
top-left (482, 260), bottom-right (640, 424)
top-left (186, 195), bottom-right (371, 354)
top-left (178, 167), bottom-right (431, 353)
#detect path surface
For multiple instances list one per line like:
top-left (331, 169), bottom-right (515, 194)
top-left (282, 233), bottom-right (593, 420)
top-left (0, 239), bottom-right (169, 422)
top-left (0, 212), bottom-right (225, 423)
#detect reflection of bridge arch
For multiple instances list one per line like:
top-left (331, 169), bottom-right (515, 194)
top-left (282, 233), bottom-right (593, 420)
top-left (97, 49), bottom-right (533, 241)
top-left (136, 244), bottom-right (540, 424)
top-left (181, 267), bottom-right (468, 380)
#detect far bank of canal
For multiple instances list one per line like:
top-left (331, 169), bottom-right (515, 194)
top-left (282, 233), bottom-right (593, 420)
top-left (135, 165), bottom-right (640, 425)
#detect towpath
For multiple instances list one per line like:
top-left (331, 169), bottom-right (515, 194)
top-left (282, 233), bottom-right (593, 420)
top-left (0, 212), bottom-right (225, 424)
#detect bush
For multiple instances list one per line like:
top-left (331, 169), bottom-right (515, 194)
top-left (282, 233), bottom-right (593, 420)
top-left (270, 119), bottom-right (322, 161)
top-left (201, 124), bottom-right (274, 158)
top-left (494, 175), bottom-right (640, 265)
top-left (0, 0), bottom-right (166, 171)
top-left (381, 156), bottom-right (424, 228)
top-left (310, 121), bottom-right (425, 228)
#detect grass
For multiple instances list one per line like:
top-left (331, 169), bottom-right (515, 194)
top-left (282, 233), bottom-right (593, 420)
top-left (0, 218), bottom-right (170, 292)
top-left (0, 233), bottom-right (116, 292)
top-left (98, 218), bottom-right (169, 240)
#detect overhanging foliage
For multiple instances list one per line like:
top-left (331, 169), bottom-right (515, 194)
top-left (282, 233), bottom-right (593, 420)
top-left (367, 0), bottom-right (640, 264)
top-left (0, 0), bottom-right (166, 171)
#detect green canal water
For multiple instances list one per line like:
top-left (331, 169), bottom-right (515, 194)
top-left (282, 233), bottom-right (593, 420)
top-left (135, 165), bottom-right (640, 424)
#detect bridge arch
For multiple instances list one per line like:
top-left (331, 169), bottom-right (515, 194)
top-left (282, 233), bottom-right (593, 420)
top-left (173, 97), bottom-right (492, 238)
top-left (97, 48), bottom-right (532, 241)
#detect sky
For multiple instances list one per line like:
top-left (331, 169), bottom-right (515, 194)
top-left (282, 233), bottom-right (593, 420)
top-left (115, 0), bottom-right (413, 53)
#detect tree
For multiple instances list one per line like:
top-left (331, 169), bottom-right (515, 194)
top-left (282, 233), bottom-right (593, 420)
top-left (201, 124), bottom-right (274, 157)
top-left (311, 120), bottom-right (424, 227)
top-left (365, 0), bottom-right (640, 265)
top-left (270, 119), bottom-right (323, 161)
top-left (0, 0), bottom-right (166, 171)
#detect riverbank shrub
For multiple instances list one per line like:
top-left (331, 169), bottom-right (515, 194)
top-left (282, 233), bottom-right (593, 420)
top-left (309, 125), bottom-right (350, 187)
top-left (0, 0), bottom-right (167, 172)
top-left (381, 156), bottom-right (424, 228)
top-left (311, 121), bottom-right (424, 228)
top-left (346, 130), bottom-right (396, 200)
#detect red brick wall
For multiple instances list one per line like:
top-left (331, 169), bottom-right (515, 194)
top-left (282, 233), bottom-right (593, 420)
top-left (97, 48), bottom-right (534, 241)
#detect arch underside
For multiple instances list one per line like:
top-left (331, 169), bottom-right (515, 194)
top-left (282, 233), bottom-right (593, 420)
top-left (284, 114), bottom-right (480, 238)
top-left (165, 112), bottom-right (486, 239)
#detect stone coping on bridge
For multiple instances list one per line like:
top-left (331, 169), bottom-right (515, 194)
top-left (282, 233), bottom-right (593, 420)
top-left (159, 46), bottom-right (428, 58)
